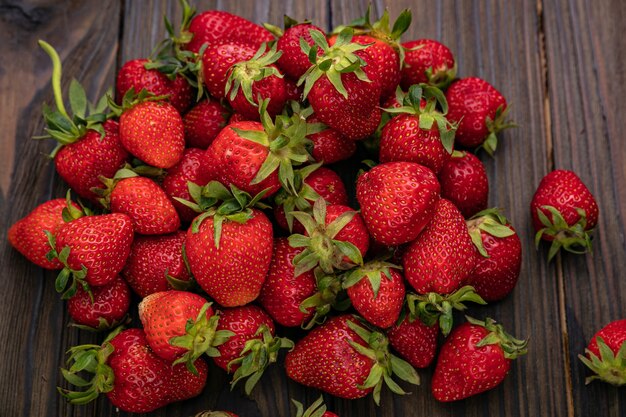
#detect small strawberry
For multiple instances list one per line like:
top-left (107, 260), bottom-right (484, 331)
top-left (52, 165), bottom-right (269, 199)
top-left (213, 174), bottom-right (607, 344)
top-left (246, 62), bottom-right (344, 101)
top-left (432, 317), bottom-right (527, 401)
top-left (356, 161), bottom-right (441, 245)
top-left (531, 169), bottom-right (599, 260)
top-left (308, 116), bottom-right (356, 164)
top-left (285, 315), bottom-right (419, 404)
top-left (387, 315), bottom-right (439, 369)
top-left (67, 274), bottom-right (130, 330)
top-left (579, 319), bottom-right (626, 386)
top-left (183, 99), bottom-right (230, 149)
top-left (292, 396), bottom-right (338, 417)
top-left (400, 39), bottom-right (456, 90)
top-left (438, 150), bottom-right (489, 218)
top-left (446, 77), bottom-right (515, 155)
top-left (202, 41), bottom-right (256, 99)
top-left (269, 18), bottom-right (325, 79)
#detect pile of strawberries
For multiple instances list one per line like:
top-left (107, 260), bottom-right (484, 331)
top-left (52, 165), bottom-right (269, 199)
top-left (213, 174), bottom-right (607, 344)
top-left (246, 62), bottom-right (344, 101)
top-left (8, 1), bottom-right (624, 415)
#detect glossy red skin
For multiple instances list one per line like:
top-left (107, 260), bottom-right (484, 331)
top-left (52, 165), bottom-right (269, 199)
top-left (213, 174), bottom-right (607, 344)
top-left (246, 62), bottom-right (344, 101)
top-left (67, 275), bottom-right (130, 328)
top-left (214, 305), bottom-right (275, 371)
top-left (400, 39), bottom-right (455, 90)
top-left (432, 322), bottom-right (511, 401)
top-left (446, 77), bottom-right (507, 148)
top-left (259, 238), bottom-right (316, 327)
top-left (110, 176), bottom-right (180, 235)
top-left (183, 99), bottom-right (230, 149)
top-left (55, 213), bottom-right (134, 287)
top-left (466, 224), bottom-right (522, 301)
top-left (285, 315), bottom-right (373, 399)
top-left (202, 41), bottom-right (256, 99)
top-left (356, 161), bottom-right (441, 246)
top-left (586, 319), bottom-right (626, 358)
top-left (186, 10), bottom-right (274, 53)
top-left (185, 209), bottom-right (273, 307)
top-left (116, 59), bottom-right (192, 113)
top-left (387, 316), bottom-right (439, 368)
top-left (229, 113), bottom-right (248, 123)
top-left (228, 70), bottom-right (287, 120)
top-left (438, 151), bottom-right (489, 218)
top-left (347, 268), bottom-right (405, 329)
top-left (530, 169), bottom-right (599, 236)
top-left (353, 35), bottom-right (400, 99)
top-left (325, 205), bottom-right (370, 262)
top-left (284, 77), bottom-right (303, 101)
top-left (119, 101), bottom-right (185, 169)
top-left (163, 148), bottom-right (216, 223)
top-left (380, 114), bottom-right (450, 174)
top-left (403, 199), bottom-right (479, 294)
top-left (8, 198), bottom-right (79, 269)
top-left (139, 290), bottom-right (214, 361)
top-left (106, 329), bottom-right (208, 412)
top-left (277, 24), bottom-right (324, 79)
top-left (54, 120), bottom-right (128, 202)
top-left (122, 231), bottom-right (190, 298)
top-left (309, 123), bottom-right (356, 164)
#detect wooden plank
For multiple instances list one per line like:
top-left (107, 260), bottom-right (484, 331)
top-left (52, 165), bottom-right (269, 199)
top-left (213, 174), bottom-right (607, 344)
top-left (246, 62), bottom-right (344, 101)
top-left (541, 0), bottom-right (626, 415)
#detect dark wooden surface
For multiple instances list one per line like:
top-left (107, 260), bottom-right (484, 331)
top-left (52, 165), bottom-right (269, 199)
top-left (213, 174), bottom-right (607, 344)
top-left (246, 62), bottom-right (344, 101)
top-left (0, 0), bottom-right (624, 416)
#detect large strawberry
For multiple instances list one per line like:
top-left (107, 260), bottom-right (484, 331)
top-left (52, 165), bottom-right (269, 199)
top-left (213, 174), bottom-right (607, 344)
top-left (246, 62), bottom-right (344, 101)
top-left (432, 317), bottom-right (527, 401)
top-left (67, 274), bottom-right (130, 330)
top-left (183, 98), bottom-right (230, 149)
top-left (269, 17), bottom-right (325, 79)
top-left (579, 319), bottom-right (626, 386)
top-left (285, 315), bottom-right (419, 404)
top-left (202, 41), bottom-right (256, 99)
top-left (356, 161), bottom-right (440, 245)
top-left (292, 396), bottom-right (338, 417)
top-left (438, 150), bottom-right (489, 218)
top-left (400, 39), bottom-right (456, 90)
top-left (531, 169), bottom-right (599, 260)
top-left (59, 328), bottom-right (208, 413)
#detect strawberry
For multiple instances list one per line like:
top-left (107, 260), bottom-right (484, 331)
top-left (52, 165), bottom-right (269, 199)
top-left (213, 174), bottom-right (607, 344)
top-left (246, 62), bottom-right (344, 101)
top-left (59, 328), bottom-right (208, 413)
top-left (122, 230), bottom-right (191, 298)
top-left (284, 76), bottom-right (304, 101)
top-left (438, 150), bottom-right (489, 218)
top-left (445, 77), bottom-right (515, 155)
top-left (67, 274), bottom-right (130, 330)
top-left (343, 261), bottom-right (405, 329)
top-left (431, 317), bottom-right (527, 401)
top-left (183, 98), bottom-right (230, 149)
top-left (292, 396), bottom-right (338, 417)
top-left (356, 161), bottom-right (441, 245)
top-left (387, 315), bottom-right (439, 368)
top-left (285, 315), bottom-right (419, 404)
top-left (579, 319), bottom-right (626, 386)
top-left (531, 169), bottom-right (599, 260)
top-left (116, 58), bottom-right (193, 113)
top-left (466, 209), bottom-right (522, 301)
top-left (308, 116), bottom-right (356, 164)
top-left (272, 19), bottom-right (325, 79)
top-left (402, 198), bottom-right (479, 294)
top-left (400, 39), bottom-right (456, 90)
top-left (202, 41), bottom-right (256, 99)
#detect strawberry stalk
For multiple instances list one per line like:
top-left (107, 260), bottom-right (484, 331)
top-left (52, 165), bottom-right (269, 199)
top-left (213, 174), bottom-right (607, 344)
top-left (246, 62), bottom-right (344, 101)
top-left (483, 105), bottom-right (517, 156)
top-left (578, 337), bottom-right (626, 386)
top-left (534, 205), bottom-right (594, 261)
top-left (465, 316), bottom-right (528, 359)
top-left (466, 208), bottom-right (516, 257)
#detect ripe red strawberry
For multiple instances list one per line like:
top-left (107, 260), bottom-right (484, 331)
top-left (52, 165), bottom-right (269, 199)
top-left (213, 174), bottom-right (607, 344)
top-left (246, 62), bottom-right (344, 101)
top-left (343, 262), bottom-right (405, 329)
top-left (183, 99), bottom-right (230, 149)
top-left (387, 315), bottom-right (439, 368)
top-left (466, 209), bottom-right (522, 301)
top-left (438, 151), bottom-right (489, 218)
top-left (531, 169), bottom-right (599, 260)
top-left (292, 396), bottom-right (338, 417)
top-left (356, 161), bottom-right (441, 245)
top-left (432, 317), bottom-right (527, 401)
top-left (400, 39), bottom-right (456, 90)
top-left (403, 198), bottom-right (479, 294)
top-left (59, 328), bottom-right (208, 413)
top-left (67, 274), bottom-right (130, 330)
top-left (308, 116), bottom-right (356, 164)
top-left (284, 76), bottom-right (303, 101)
top-left (285, 315), bottom-right (419, 403)
top-left (274, 21), bottom-right (325, 79)
top-left (202, 41), bottom-right (256, 99)
top-left (579, 319), bottom-right (626, 386)
top-left (446, 77), bottom-right (514, 154)
top-left (122, 231), bottom-right (191, 298)
top-left (116, 58), bottom-right (193, 113)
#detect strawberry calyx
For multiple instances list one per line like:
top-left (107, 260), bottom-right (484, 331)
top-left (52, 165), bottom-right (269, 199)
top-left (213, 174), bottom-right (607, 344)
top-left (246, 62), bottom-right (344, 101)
top-left (383, 84), bottom-right (457, 153)
top-left (263, 15), bottom-right (311, 37)
top-left (466, 208), bottom-right (516, 257)
top-left (482, 104), bottom-right (517, 156)
top-left (194, 412), bottom-right (236, 417)
top-left (92, 167), bottom-right (140, 209)
top-left (299, 268), bottom-right (348, 330)
top-left (578, 337), bottom-right (626, 386)
top-left (273, 162), bottom-right (323, 232)
top-left (466, 316), bottom-right (528, 359)
top-left (342, 260), bottom-right (401, 298)
top-left (227, 323), bottom-right (294, 395)
top-left (346, 317), bottom-right (420, 405)
top-left (70, 315), bottom-right (131, 333)
top-left (107, 87), bottom-right (170, 117)
top-left (292, 395), bottom-right (330, 417)
top-left (534, 205), bottom-right (594, 261)
top-left (424, 61), bottom-right (457, 90)
top-left (406, 286), bottom-right (486, 336)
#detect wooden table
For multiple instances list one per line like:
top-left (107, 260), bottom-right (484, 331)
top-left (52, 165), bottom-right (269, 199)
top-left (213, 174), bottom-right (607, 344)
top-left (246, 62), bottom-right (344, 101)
top-left (1, 1), bottom-right (624, 416)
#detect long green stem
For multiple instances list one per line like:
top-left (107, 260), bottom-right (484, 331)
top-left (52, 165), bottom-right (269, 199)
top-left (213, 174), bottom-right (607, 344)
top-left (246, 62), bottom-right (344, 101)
top-left (38, 40), bottom-right (69, 119)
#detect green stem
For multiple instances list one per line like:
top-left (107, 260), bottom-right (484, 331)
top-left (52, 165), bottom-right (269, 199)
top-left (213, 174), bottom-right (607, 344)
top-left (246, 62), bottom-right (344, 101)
top-left (39, 40), bottom-right (69, 119)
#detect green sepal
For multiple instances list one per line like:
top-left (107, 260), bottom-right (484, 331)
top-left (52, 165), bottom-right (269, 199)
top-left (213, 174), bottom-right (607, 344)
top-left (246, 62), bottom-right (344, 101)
top-left (534, 205), bottom-right (594, 262)
top-left (292, 395), bottom-right (330, 417)
top-left (479, 104), bottom-right (517, 156)
top-left (578, 337), bottom-right (626, 386)
top-left (341, 260), bottom-right (400, 298)
top-left (467, 316), bottom-right (528, 359)
top-left (466, 208), bottom-right (516, 257)
top-left (298, 268), bottom-right (346, 330)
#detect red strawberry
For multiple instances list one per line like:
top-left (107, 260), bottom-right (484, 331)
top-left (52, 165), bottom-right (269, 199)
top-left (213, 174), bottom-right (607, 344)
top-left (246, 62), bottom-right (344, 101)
top-left (122, 231), bottom-right (191, 298)
top-left (67, 274), bottom-right (130, 330)
top-left (387, 315), bottom-right (439, 368)
top-left (202, 41), bottom-right (256, 99)
top-left (275, 21), bottom-right (325, 79)
top-left (466, 209), bottom-right (522, 301)
top-left (356, 161), bottom-right (441, 245)
top-left (579, 319), bottom-right (626, 386)
top-left (59, 328), bottom-right (208, 413)
top-left (446, 77), bottom-right (514, 154)
top-left (308, 116), bottom-right (356, 164)
top-left (400, 39), bottom-right (456, 90)
top-left (229, 112), bottom-right (248, 123)
top-left (438, 151), bottom-right (489, 218)
top-left (116, 58), bottom-right (193, 113)
top-left (285, 315), bottom-right (419, 404)
top-left (183, 99), bottom-right (230, 149)
top-left (403, 198), bottom-right (479, 294)
top-left (432, 317), bottom-right (527, 401)
top-left (284, 76), bottom-right (303, 101)
top-left (531, 169), bottom-right (599, 260)
top-left (292, 396), bottom-right (338, 417)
